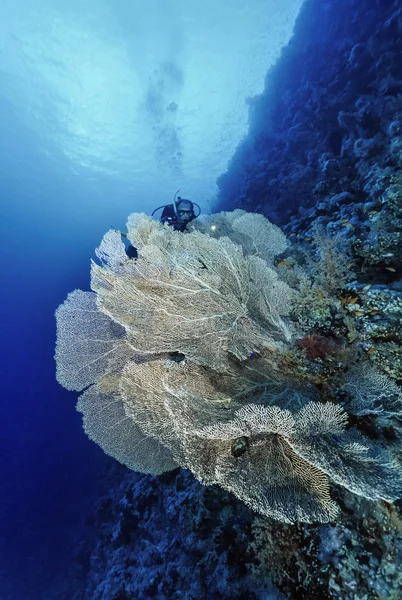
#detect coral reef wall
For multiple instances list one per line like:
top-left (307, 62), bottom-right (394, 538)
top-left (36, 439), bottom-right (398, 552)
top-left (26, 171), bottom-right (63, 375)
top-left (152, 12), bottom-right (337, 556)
top-left (63, 2), bottom-right (402, 599)
top-left (216, 0), bottom-right (402, 226)
top-left (64, 466), bottom-right (268, 600)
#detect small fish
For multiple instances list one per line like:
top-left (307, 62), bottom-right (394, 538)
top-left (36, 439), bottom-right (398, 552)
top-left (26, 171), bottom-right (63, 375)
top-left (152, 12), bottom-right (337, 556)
top-left (289, 233), bottom-right (297, 237)
top-left (367, 347), bottom-right (376, 354)
top-left (305, 236), bottom-right (312, 241)
top-left (277, 260), bottom-right (288, 267)
top-left (385, 267), bottom-right (396, 272)
top-left (370, 310), bottom-right (381, 315)
top-left (347, 263), bottom-right (354, 268)
top-left (341, 218), bottom-right (350, 224)
top-left (362, 284), bottom-right (372, 291)
top-left (354, 311), bottom-right (365, 316)
top-left (382, 253), bottom-right (394, 258)
top-left (368, 210), bottom-right (378, 215)
top-left (341, 296), bottom-right (358, 306)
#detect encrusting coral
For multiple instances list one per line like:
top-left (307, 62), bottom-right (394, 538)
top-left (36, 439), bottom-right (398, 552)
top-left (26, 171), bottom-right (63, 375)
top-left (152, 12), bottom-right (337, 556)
top-left (55, 210), bottom-right (402, 523)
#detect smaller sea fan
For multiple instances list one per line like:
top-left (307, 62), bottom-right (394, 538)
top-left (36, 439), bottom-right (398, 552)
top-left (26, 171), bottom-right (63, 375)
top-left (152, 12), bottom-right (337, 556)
top-left (341, 363), bottom-right (402, 416)
top-left (55, 290), bottom-right (132, 391)
top-left (185, 403), bottom-right (339, 523)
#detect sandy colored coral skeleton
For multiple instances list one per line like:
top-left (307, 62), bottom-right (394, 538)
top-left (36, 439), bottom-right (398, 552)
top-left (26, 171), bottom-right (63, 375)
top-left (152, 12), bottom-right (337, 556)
top-left (55, 211), bottom-right (402, 523)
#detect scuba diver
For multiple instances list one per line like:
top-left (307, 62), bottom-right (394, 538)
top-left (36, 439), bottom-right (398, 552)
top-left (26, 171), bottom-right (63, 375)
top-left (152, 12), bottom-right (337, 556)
top-left (117, 190), bottom-right (201, 259)
top-left (152, 190), bottom-right (200, 232)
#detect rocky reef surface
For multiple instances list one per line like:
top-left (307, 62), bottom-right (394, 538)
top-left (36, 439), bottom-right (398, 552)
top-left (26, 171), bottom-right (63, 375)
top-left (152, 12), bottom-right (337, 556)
top-left (218, 0), bottom-right (402, 232)
top-left (64, 463), bottom-right (402, 600)
top-left (63, 465), bottom-right (271, 600)
top-left (63, 1), bottom-right (402, 598)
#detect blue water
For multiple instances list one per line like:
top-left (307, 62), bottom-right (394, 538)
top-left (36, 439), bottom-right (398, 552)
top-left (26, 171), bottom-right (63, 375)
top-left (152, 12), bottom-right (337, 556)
top-left (0, 1), bottom-right (303, 597)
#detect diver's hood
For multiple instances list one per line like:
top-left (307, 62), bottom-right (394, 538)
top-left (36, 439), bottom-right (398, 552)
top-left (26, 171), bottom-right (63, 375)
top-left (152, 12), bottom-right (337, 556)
top-left (176, 199), bottom-right (194, 211)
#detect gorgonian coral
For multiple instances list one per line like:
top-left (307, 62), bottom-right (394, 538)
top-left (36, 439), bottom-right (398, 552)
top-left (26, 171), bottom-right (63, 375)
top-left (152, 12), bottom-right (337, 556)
top-left (55, 211), bottom-right (402, 523)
